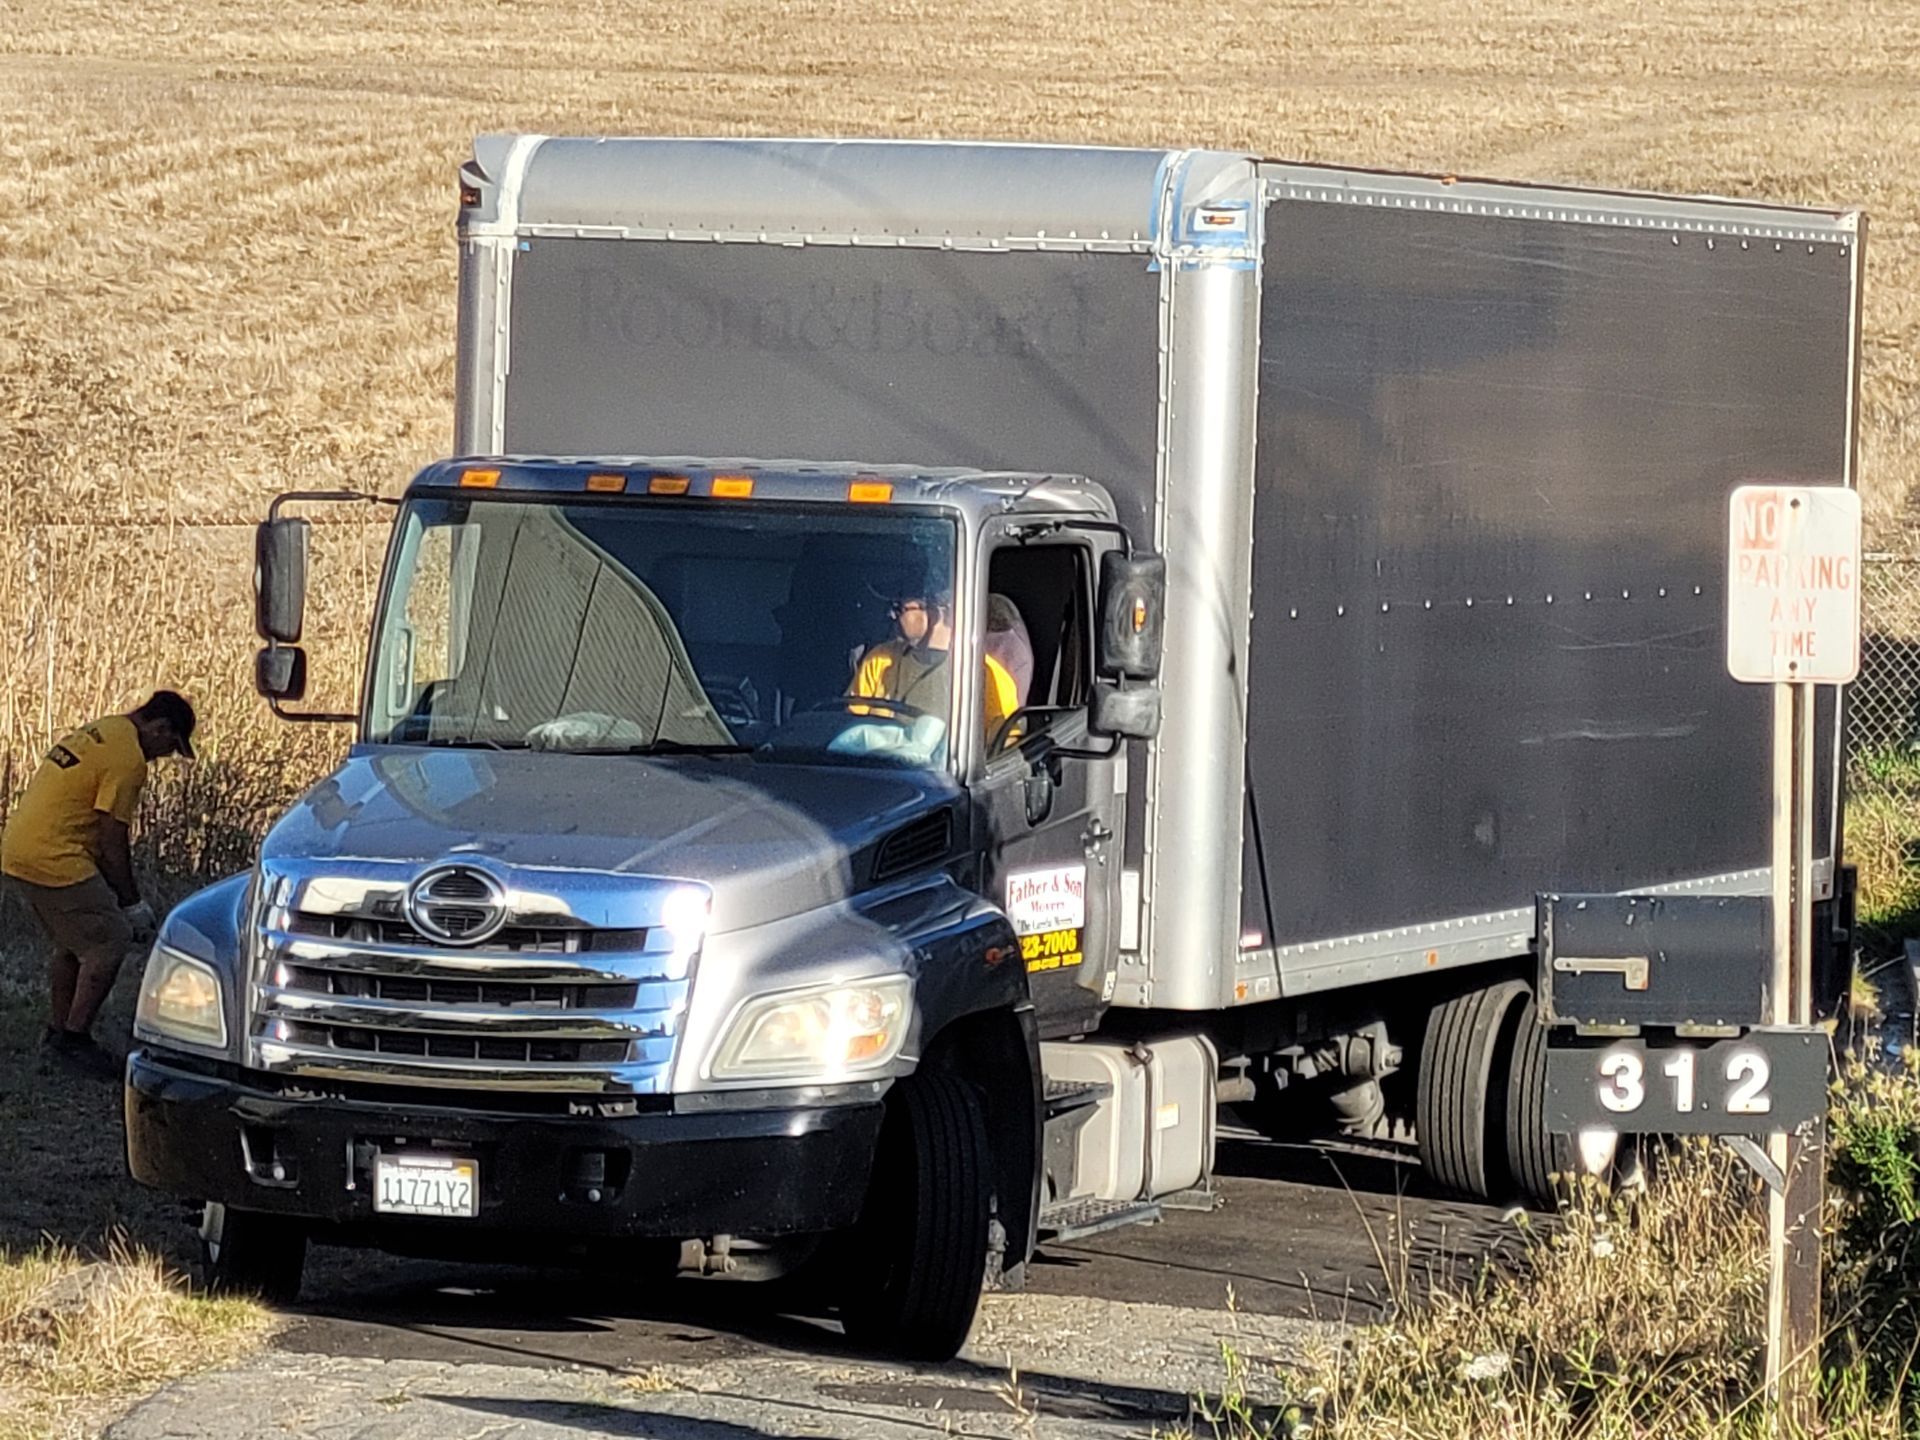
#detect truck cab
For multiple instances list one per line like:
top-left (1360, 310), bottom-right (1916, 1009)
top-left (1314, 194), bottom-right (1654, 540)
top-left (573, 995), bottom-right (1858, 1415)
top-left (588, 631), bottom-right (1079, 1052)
top-left (125, 456), bottom-right (1164, 1358)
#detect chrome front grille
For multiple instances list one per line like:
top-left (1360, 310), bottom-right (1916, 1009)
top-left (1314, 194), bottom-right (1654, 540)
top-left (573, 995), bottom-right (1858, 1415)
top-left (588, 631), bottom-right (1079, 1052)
top-left (269, 1019), bottom-right (633, 1066)
top-left (278, 958), bottom-right (639, 1010)
top-left (248, 866), bottom-right (700, 1094)
top-left (283, 912), bottom-right (649, 956)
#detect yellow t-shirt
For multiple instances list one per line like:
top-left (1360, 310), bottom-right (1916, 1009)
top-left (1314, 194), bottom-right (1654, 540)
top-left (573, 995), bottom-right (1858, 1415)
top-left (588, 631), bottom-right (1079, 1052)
top-left (851, 643), bottom-right (1020, 741)
top-left (1, 715), bottom-right (147, 887)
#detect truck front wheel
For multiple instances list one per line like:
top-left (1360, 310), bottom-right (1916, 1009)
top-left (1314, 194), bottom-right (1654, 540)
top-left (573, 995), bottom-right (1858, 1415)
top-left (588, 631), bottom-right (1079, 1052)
top-left (197, 1202), bottom-right (307, 1304)
top-left (840, 1070), bottom-right (991, 1361)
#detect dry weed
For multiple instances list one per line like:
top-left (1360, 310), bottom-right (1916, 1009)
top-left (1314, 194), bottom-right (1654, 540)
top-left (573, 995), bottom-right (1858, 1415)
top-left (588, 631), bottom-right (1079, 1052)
top-left (1305, 1148), bottom-right (1772, 1437)
top-left (0, 1240), bottom-right (268, 1440)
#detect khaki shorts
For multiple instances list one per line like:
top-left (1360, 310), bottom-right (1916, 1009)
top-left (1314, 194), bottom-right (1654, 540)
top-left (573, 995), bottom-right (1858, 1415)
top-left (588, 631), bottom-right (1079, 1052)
top-left (8, 874), bottom-right (135, 968)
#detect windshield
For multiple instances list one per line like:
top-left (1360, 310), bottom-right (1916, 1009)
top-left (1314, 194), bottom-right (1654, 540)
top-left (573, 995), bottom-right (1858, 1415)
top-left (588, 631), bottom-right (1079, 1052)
top-left (365, 498), bottom-right (962, 768)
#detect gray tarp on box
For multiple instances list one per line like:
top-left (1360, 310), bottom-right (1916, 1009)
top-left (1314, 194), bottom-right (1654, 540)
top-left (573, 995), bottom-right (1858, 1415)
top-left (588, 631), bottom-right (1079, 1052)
top-left (1245, 197), bottom-right (1851, 947)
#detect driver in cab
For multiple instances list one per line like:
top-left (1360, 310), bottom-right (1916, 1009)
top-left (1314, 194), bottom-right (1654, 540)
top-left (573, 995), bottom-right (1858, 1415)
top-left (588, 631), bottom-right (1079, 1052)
top-left (850, 583), bottom-right (1020, 746)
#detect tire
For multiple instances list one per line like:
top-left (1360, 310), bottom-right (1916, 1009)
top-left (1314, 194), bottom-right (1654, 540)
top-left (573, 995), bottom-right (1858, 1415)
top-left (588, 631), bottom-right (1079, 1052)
top-left (1416, 980), bottom-right (1530, 1200)
top-left (840, 1071), bottom-right (991, 1362)
top-left (1504, 993), bottom-right (1577, 1209)
top-left (198, 1202), bottom-right (306, 1304)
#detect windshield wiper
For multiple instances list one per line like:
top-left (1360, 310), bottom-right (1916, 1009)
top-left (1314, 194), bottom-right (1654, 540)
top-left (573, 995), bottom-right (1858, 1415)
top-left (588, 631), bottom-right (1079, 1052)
top-left (418, 736), bottom-right (526, 751)
top-left (610, 740), bottom-right (755, 757)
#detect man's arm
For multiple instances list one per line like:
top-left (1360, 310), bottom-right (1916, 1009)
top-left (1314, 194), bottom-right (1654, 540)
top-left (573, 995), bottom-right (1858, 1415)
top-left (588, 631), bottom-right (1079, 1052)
top-left (94, 814), bottom-right (139, 907)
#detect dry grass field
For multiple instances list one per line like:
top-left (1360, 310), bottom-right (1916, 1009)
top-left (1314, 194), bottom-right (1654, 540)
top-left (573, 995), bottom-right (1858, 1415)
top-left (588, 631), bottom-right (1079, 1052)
top-left (0, 10), bottom-right (1914, 1427)
top-left (1, 0), bottom-right (1916, 837)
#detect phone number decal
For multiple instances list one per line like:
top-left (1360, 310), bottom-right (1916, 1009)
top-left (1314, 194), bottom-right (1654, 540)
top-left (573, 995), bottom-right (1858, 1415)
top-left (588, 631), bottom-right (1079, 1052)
top-left (1021, 927), bottom-right (1083, 973)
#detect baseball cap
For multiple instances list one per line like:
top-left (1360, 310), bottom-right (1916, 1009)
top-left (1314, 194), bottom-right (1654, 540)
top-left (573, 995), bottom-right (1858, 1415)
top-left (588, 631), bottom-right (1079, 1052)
top-left (895, 559), bottom-right (954, 607)
top-left (141, 690), bottom-right (198, 759)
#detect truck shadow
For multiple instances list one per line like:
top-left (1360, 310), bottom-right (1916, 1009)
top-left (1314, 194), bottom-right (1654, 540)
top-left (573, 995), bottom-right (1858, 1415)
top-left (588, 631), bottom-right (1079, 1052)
top-left (1023, 1134), bottom-right (1530, 1326)
top-left (284, 1263), bottom-right (1201, 1426)
top-left (278, 1132), bottom-right (1527, 1375)
top-left (1215, 1131), bottom-right (1437, 1198)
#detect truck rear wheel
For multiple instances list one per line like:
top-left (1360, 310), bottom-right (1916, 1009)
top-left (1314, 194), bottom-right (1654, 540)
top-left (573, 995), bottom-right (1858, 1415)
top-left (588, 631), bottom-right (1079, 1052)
top-left (197, 1202), bottom-right (306, 1304)
top-left (1504, 992), bottom-right (1576, 1209)
top-left (1416, 980), bottom-right (1529, 1201)
top-left (840, 1070), bottom-right (990, 1361)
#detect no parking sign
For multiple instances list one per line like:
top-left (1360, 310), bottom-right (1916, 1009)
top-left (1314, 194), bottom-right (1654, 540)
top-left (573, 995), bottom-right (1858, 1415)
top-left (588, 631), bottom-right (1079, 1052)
top-left (1726, 485), bottom-right (1862, 684)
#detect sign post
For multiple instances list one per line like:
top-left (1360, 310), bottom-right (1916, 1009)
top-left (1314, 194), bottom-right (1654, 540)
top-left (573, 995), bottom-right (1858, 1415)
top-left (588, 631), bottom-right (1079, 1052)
top-left (1726, 483), bottom-right (1861, 1423)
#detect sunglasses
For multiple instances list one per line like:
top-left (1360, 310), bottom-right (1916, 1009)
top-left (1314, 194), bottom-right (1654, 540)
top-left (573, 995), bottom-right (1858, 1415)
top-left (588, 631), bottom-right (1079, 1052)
top-left (888, 600), bottom-right (934, 619)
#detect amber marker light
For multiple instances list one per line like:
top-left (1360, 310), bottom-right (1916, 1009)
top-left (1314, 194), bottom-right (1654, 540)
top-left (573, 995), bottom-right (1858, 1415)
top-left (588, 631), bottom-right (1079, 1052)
top-left (585, 472), bottom-right (628, 493)
top-left (460, 468), bottom-right (500, 488)
top-left (648, 474), bottom-right (692, 496)
top-left (711, 475), bottom-right (755, 499)
top-left (848, 481), bottom-right (894, 503)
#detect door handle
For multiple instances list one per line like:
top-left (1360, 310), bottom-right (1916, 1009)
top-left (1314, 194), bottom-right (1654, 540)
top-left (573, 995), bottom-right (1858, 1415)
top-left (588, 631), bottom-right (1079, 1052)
top-left (1081, 819), bottom-right (1114, 863)
top-left (1024, 768), bottom-right (1055, 826)
top-left (1551, 954), bottom-right (1650, 992)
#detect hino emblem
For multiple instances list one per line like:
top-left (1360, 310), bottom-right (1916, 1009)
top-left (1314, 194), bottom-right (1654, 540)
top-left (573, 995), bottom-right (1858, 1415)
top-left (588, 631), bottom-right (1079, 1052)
top-left (406, 865), bottom-right (509, 946)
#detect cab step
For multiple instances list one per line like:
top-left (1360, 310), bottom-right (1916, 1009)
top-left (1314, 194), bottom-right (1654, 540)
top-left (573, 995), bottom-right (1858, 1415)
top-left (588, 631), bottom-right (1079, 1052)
top-left (1157, 1185), bottom-right (1220, 1214)
top-left (1043, 1077), bottom-right (1112, 1113)
top-left (1038, 1197), bottom-right (1163, 1244)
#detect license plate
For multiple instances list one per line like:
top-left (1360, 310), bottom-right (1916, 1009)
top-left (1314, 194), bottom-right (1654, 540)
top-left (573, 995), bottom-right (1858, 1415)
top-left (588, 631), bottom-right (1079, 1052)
top-left (1544, 1028), bottom-right (1827, 1135)
top-left (373, 1154), bottom-right (478, 1217)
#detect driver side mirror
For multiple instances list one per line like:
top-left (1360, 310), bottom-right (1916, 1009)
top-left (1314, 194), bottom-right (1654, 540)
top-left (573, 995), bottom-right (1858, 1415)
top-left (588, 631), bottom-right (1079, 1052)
top-left (1089, 681), bottom-right (1160, 741)
top-left (255, 517), bottom-right (311, 644)
top-left (255, 645), bottom-right (309, 702)
top-left (1097, 552), bottom-right (1166, 682)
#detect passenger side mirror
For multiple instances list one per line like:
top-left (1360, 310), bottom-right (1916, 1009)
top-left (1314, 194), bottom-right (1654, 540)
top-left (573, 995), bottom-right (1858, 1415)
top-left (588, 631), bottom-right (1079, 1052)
top-left (1089, 681), bottom-right (1160, 741)
top-left (255, 517), bottom-right (311, 644)
top-left (255, 645), bottom-right (309, 703)
top-left (1097, 553), bottom-right (1166, 681)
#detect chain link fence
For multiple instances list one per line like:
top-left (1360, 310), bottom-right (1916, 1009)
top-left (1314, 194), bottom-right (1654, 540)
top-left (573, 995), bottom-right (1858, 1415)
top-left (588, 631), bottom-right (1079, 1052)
top-left (1852, 555), bottom-right (1920, 758)
top-left (1846, 556), bottom-right (1920, 933)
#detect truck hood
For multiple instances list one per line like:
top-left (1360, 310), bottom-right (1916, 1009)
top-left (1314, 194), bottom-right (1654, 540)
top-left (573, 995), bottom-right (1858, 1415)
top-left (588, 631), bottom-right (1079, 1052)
top-left (260, 747), bottom-right (962, 934)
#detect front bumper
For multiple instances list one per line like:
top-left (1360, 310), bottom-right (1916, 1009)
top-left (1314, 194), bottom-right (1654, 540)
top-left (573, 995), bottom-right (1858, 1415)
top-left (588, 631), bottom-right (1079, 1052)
top-left (125, 1049), bottom-right (885, 1241)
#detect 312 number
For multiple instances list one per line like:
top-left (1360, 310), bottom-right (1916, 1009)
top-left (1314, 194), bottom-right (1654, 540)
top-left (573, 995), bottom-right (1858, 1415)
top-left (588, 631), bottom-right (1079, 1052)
top-left (1596, 1049), bottom-right (1772, 1116)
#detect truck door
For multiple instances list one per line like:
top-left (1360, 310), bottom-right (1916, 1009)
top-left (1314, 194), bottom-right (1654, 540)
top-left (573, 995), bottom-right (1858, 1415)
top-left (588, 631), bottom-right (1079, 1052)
top-left (974, 531), bottom-right (1125, 1040)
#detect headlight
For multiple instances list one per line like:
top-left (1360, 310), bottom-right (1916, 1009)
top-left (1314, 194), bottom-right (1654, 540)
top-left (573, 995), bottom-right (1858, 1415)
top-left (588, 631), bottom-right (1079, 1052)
top-left (135, 945), bottom-right (228, 1051)
top-left (707, 976), bottom-right (912, 1083)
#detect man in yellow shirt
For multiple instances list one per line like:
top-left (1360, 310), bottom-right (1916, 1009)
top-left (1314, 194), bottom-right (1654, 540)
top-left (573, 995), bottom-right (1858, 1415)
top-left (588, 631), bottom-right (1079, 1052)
top-left (2, 691), bottom-right (196, 1078)
top-left (850, 584), bottom-right (1020, 749)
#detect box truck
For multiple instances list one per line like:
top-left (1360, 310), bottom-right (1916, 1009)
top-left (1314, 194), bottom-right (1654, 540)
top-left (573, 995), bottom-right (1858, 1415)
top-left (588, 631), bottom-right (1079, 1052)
top-left (126, 138), bottom-right (1862, 1358)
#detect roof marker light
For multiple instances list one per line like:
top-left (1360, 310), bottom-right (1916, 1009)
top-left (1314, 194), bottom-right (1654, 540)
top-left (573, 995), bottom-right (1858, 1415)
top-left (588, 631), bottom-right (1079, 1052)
top-left (460, 468), bottom-right (500, 488)
top-left (712, 475), bottom-right (755, 499)
top-left (586, 472), bottom-right (628, 493)
top-left (648, 474), bottom-right (691, 496)
top-left (848, 481), bottom-right (893, 504)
